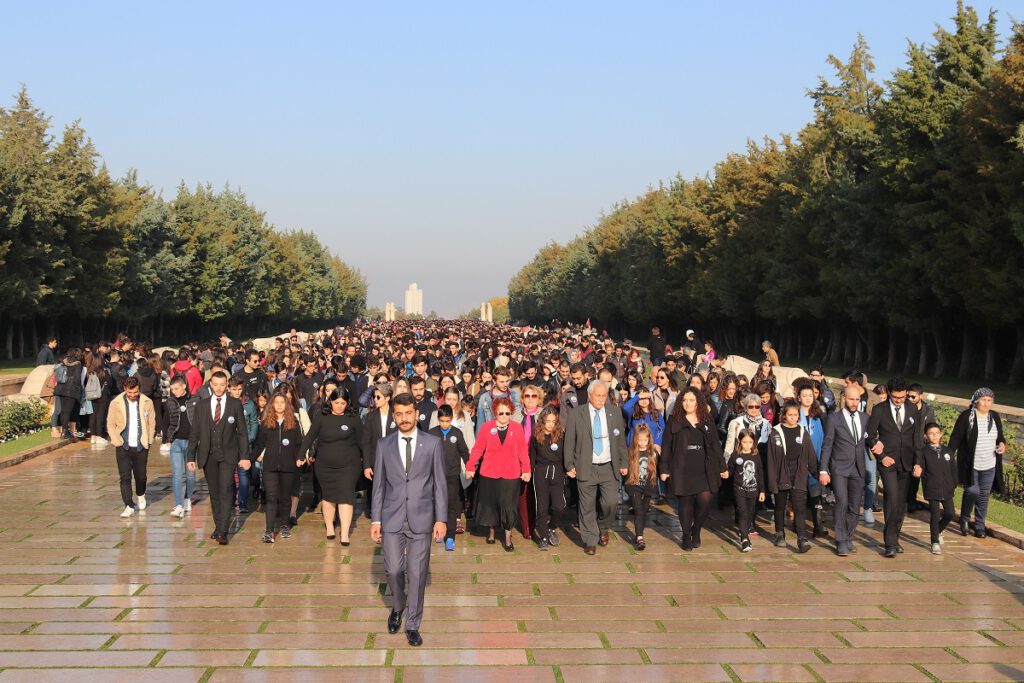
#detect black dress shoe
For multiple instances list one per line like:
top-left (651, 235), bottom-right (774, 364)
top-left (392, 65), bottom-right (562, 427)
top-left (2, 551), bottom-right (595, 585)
top-left (387, 610), bottom-right (402, 634)
top-left (216, 535), bottom-right (229, 546)
top-left (895, 544), bottom-right (905, 553)
top-left (210, 531), bottom-right (219, 539)
top-left (883, 547), bottom-right (896, 558)
top-left (406, 629), bottom-right (423, 647)
top-left (974, 528), bottom-right (986, 539)
top-left (486, 538), bottom-right (496, 545)
top-left (960, 519), bottom-right (971, 537)
top-left (584, 546), bottom-right (596, 555)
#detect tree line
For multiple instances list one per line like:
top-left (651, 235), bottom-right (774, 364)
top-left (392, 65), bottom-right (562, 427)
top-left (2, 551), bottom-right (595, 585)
top-left (508, 3), bottom-right (1024, 384)
top-left (0, 88), bottom-right (366, 359)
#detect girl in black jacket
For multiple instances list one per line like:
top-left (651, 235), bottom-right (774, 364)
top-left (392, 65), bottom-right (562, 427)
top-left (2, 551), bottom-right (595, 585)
top-left (624, 423), bottom-right (658, 551)
top-left (253, 392), bottom-right (305, 543)
top-left (765, 401), bottom-right (819, 553)
top-left (529, 406), bottom-right (565, 551)
top-left (913, 422), bottom-right (958, 555)
top-left (731, 429), bottom-right (765, 553)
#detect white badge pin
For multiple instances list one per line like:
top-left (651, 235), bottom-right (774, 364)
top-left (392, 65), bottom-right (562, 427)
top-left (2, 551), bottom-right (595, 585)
top-left (944, 453), bottom-right (951, 461)
top-left (180, 406), bottom-right (187, 412)
top-left (341, 425), bottom-right (349, 431)
top-left (390, 421), bottom-right (396, 429)
top-left (450, 436), bottom-right (457, 444)
top-left (613, 428), bottom-right (620, 436)
top-left (909, 416), bottom-right (915, 424)
top-left (282, 438), bottom-right (290, 446)
top-left (490, 428), bottom-right (498, 435)
top-left (795, 436), bottom-right (803, 444)
top-left (313, 382), bottom-right (319, 388)
top-left (418, 414), bottom-right (425, 421)
top-left (736, 457), bottom-right (743, 464)
top-left (227, 416), bottom-right (235, 424)
top-left (551, 443), bottom-right (559, 451)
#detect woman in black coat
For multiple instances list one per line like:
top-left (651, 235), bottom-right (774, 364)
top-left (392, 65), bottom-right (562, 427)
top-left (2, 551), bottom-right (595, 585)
top-left (947, 388), bottom-right (1006, 538)
top-left (253, 392), bottom-right (305, 543)
top-left (54, 349), bottom-right (84, 439)
top-left (659, 387), bottom-right (727, 551)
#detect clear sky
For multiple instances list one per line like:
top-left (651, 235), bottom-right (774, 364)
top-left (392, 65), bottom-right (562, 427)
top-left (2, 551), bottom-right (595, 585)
top-left (1, 2), bottom-right (1012, 317)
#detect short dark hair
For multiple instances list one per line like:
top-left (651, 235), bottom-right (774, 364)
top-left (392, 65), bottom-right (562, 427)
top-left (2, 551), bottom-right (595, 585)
top-left (123, 376), bottom-right (141, 390)
top-left (211, 370), bottom-right (229, 381)
top-left (350, 355), bottom-right (366, 371)
top-left (493, 366), bottom-right (511, 378)
top-left (437, 404), bottom-right (454, 419)
top-left (887, 376), bottom-right (908, 393)
top-left (409, 375), bottom-right (426, 387)
top-left (392, 392), bottom-right (416, 408)
top-left (228, 377), bottom-right (244, 388)
top-left (908, 383), bottom-right (924, 394)
top-left (246, 349), bottom-right (260, 361)
top-left (569, 362), bottom-right (586, 375)
top-left (924, 422), bottom-right (943, 433)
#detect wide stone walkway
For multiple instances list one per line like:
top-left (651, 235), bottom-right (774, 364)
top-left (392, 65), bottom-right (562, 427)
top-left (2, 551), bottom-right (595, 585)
top-left (0, 442), bottom-right (1023, 682)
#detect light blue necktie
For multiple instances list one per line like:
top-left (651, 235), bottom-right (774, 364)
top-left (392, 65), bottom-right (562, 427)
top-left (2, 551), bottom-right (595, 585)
top-left (593, 409), bottom-right (604, 455)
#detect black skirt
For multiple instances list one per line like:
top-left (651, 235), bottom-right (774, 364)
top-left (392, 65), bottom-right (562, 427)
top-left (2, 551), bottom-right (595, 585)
top-left (474, 475), bottom-right (520, 531)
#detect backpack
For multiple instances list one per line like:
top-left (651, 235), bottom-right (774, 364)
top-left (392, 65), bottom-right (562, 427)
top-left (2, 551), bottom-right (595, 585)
top-left (84, 373), bottom-right (102, 400)
top-left (54, 364), bottom-right (69, 386)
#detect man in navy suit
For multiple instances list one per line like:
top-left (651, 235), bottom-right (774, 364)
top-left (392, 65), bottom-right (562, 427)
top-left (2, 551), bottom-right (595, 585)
top-left (820, 386), bottom-right (870, 556)
top-left (369, 392), bottom-right (447, 647)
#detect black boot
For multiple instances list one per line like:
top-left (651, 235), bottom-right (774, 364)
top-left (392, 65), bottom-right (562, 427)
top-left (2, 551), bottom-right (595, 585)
top-left (691, 528), bottom-right (702, 549)
top-left (812, 509), bottom-right (828, 539)
top-left (680, 532), bottom-right (692, 551)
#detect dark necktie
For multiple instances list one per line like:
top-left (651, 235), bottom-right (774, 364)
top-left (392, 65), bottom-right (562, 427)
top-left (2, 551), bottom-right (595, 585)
top-left (895, 405), bottom-right (903, 429)
top-left (403, 437), bottom-right (412, 474)
top-left (847, 411), bottom-right (858, 441)
top-left (214, 398), bottom-right (222, 425)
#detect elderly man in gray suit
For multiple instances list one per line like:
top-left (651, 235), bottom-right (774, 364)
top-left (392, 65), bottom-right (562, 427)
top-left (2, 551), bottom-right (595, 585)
top-left (369, 392), bottom-right (447, 647)
top-left (564, 380), bottom-right (628, 555)
top-left (819, 385), bottom-right (870, 557)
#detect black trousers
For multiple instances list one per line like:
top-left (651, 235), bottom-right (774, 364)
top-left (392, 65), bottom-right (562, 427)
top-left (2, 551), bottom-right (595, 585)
top-left (59, 397), bottom-right (79, 431)
top-left (115, 446), bottom-right (148, 507)
top-left (204, 457), bottom-right (236, 536)
top-left (263, 470), bottom-right (296, 533)
top-left (735, 494), bottom-right (756, 541)
top-left (445, 477), bottom-right (463, 540)
top-left (677, 490), bottom-right (713, 538)
top-left (532, 465), bottom-right (566, 539)
top-left (929, 496), bottom-right (955, 544)
top-left (627, 487), bottom-right (652, 537)
top-left (774, 488), bottom-right (808, 539)
top-left (879, 468), bottom-right (909, 550)
top-left (90, 397), bottom-right (110, 438)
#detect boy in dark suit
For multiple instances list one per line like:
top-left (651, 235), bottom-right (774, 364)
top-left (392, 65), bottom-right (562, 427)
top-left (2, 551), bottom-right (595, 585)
top-left (429, 404), bottom-right (470, 551)
top-left (913, 422), bottom-right (957, 555)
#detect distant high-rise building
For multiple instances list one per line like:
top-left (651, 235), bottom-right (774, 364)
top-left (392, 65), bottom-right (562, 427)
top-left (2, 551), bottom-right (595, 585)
top-left (404, 283), bottom-right (423, 316)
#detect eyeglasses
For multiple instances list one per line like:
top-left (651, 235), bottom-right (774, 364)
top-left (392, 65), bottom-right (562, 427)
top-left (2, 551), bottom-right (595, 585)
top-left (496, 411), bottom-right (512, 416)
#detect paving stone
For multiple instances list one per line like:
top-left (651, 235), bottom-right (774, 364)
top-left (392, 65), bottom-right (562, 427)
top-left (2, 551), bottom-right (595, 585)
top-left (0, 439), bottom-right (1022, 680)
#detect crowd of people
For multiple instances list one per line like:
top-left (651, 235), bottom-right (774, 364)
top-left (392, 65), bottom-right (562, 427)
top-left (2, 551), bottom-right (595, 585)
top-left (38, 321), bottom-right (1007, 557)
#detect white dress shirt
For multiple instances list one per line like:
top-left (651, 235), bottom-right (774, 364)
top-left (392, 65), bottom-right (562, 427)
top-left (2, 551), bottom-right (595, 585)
top-left (210, 394), bottom-right (225, 421)
top-left (399, 428), bottom-right (418, 470)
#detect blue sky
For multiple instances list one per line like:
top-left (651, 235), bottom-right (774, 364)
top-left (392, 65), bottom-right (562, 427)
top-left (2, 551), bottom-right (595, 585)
top-left (1, 2), bottom-right (1012, 316)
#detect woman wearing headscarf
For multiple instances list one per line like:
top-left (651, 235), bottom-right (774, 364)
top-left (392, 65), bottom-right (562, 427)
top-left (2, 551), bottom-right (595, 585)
top-left (948, 388), bottom-right (1006, 539)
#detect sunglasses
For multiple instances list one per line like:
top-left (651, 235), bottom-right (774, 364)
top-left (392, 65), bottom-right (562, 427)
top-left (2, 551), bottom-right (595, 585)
top-left (523, 394), bottom-right (540, 399)
top-left (496, 411), bottom-right (512, 416)
top-left (746, 405), bottom-right (761, 410)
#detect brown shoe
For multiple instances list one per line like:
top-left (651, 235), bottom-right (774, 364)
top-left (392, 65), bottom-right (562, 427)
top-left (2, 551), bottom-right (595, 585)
top-left (584, 546), bottom-right (596, 555)
top-left (598, 532), bottom-right (610, 547)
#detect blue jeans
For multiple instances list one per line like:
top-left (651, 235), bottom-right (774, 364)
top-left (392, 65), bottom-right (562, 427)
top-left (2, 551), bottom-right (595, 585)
top-left (962, 468), bottom-right (996, 531)
top-left (169, 439), bottom-right (196, 507)
top-left (235, 464), bottom-right (250, 509)
top-left (863, 454), bottom-right (877, 512)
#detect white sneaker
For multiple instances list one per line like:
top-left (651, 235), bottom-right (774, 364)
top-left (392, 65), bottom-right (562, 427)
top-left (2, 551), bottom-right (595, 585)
top-left (931, 542), bottom-right (942, 555)
top-left (938, 532), bottom-right (945, 546)
top-left (90, 436), bottom-right (97, 444)
top-left (170, 505), bottom-right (184, 518)
top-left (137, 495), bottom-right (147, 511)
top-left (95, 437), bottom-right (108, 447)
top-left (120, 505), bottom-right (135, 518)
top-left (159, 443), bottom-right (171, 454)
top-left (183, 499), bottom-right (192, 513)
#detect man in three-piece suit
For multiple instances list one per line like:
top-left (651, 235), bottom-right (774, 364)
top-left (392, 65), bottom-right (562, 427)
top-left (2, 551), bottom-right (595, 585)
top-left (820, 385), bottom-right (870, 556)
top-left (186, 371), bottom-right (250, 545)
top-left (369, 392), bottom-right (447, 647)
top-left (564, 380), bottom-right (628, 555)
top-left (865, 377), bottom-right (921, 558)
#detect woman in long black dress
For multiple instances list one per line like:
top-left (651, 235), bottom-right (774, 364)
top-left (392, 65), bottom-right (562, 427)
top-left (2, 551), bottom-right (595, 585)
top-left (300, 386), bottom-right (364, 545)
